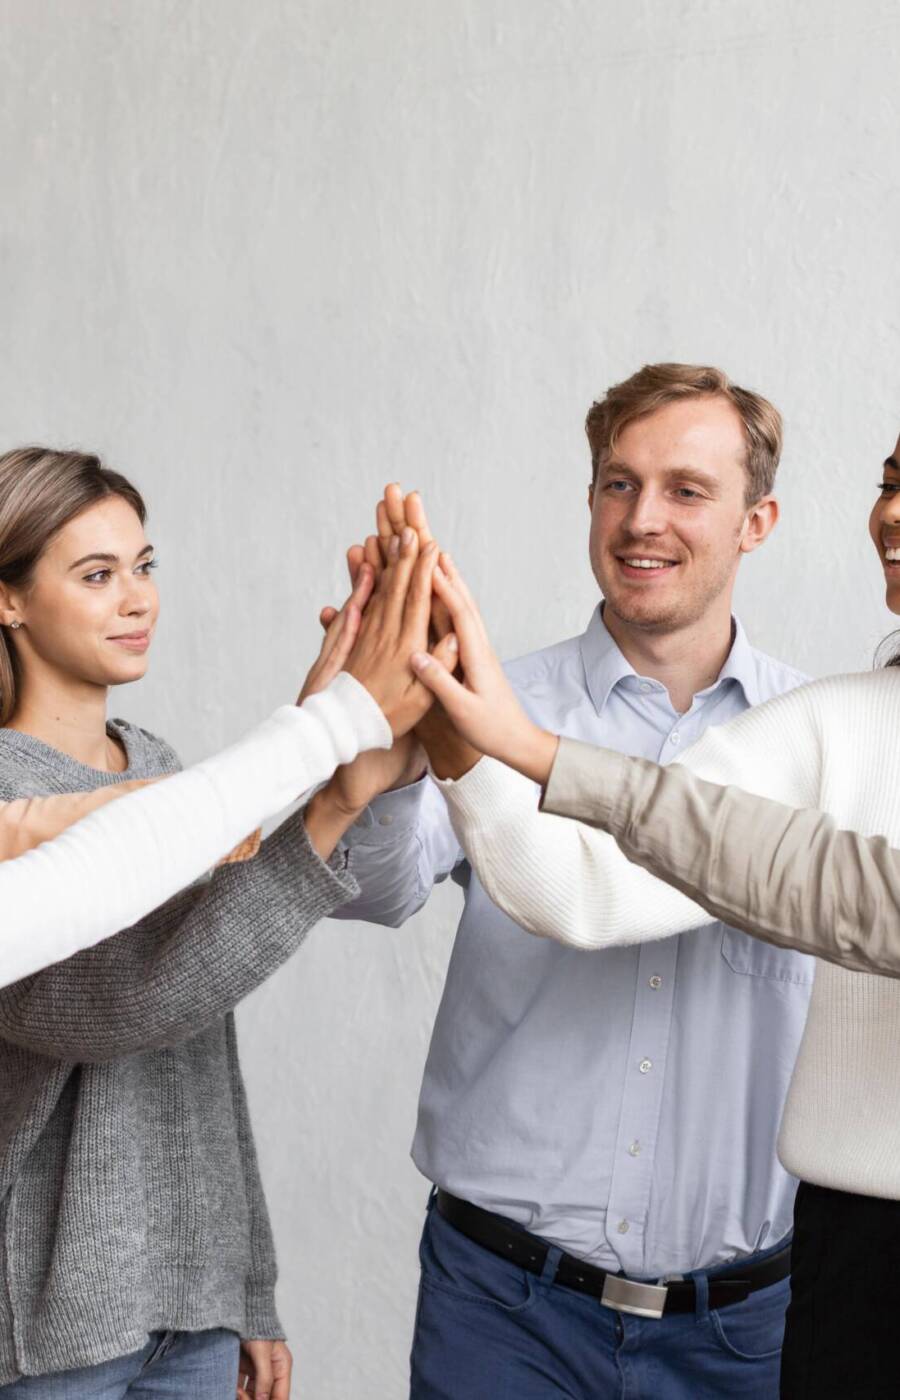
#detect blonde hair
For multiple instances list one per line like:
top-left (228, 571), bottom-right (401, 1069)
top-left (585, 362), bottom-right (783, 505)
top-left (0, 447), bottom-right (147, 724)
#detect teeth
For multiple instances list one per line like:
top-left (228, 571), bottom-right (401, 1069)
top-left (886, 548), bottom-right (900, 562)
top-left (624, 558), bottom-right (672, 570)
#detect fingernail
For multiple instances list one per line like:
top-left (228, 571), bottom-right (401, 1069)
top-left (402, 527), bottom-right (414, 547)
top-left (411, 651), bottom-right (430, 671)
top-left (424, 541), bottom-right (437, 554)
top-left (389, 535), bottom-right (400, 558)
top-left (447, 635), bottom-right (458, 651)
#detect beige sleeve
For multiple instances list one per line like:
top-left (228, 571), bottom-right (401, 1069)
top-left (544, 737), bottom-right (900, 978)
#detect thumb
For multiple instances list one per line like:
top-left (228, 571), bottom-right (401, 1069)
top-left (430, 632), bottom-right (459, 673)
top-left (410, 650), bottom-right (473, 725)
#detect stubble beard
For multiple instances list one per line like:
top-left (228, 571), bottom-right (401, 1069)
top-left (598, 553), bottom-right (739, 638)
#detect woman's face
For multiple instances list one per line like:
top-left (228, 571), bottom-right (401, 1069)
top-left (869, 435), bottom-right (900, 617)
top-left (9, 495), bottom-right (159, 690)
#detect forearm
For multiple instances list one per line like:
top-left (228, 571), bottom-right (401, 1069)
top-left (548, 743), bottom-right (900, 977)
top-left (0, 678), bottom-right (388, 992)
top-left (332, 777), bottom-right (462, 927)
top-left (0, 810), bottom-right (357, 1060)
top-left (439, 755), bottom-right (711, 948)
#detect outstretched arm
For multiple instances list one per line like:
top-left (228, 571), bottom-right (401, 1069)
top-left (411, 556), bottom-right (823, 950)
top-left (0, 574), bottom-right (391, 990)
top-left (543, 738), bottom-right (900, 977)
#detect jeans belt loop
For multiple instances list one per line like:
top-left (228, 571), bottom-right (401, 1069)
top-left (600, 1275), bottom-right (669, 1320)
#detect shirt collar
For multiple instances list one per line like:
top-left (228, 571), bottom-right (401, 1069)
top-left (578, 605), bottom-right (760, 715)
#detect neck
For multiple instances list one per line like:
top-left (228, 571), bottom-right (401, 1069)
top-left (602, 597), bottom-right (736, 715)
top-left (7, 665), bottom-right (119, 772)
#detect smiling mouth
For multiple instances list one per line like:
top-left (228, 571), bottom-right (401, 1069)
top-left (616, 555), bottom-right (679, 576)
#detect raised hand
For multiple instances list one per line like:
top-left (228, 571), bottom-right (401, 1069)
top-left (410, 555), bottom-right (560, 786)
top-left (298, 562), bottom-right (375, 704)
top-left (303, 528), bottom-right (457, 856)
top-left (343, 527), bottom-right (457, 736)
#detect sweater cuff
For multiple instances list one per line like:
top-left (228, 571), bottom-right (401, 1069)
top-left (296, 672), bottom-right (392, 768)
top-left (540, 737), bottom-right (632, 831)
top-left (434, 755), bottom-right (538, 833)
top-left (242, 1281), bottom-right (285, 1341)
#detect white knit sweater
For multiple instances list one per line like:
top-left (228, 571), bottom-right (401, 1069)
top-left (439, 669), bottom-right (900, 1199)
top-left (0, 673), bottom-right (389, 988)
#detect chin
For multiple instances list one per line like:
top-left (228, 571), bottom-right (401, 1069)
top-left (102, 659), bottom-right (151, 687)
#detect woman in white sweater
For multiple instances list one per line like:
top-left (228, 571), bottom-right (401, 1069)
top-left (407, 440), bottom-right (900, 1400)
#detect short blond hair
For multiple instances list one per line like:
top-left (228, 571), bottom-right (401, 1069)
top-left (586, 363), bottom-right (782, 504)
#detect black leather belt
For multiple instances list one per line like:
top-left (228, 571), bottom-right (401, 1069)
top-left (436, 1191), bottom-right (791, 1319)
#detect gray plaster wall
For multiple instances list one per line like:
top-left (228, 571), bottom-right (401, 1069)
top-left (0, 2), bottom-right (897, 1394)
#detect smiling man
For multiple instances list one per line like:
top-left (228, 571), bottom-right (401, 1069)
top-left (315, 363), bottom-right (810, 1398)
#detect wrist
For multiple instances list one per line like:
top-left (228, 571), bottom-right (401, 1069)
top-left (304, 788), bottom-right (362, 860)
top-left (309, 783), bottom-right (366, 826)
top-left (520, 725), bottom-right (559, 785)
top-left (424, 737), bottom-right (481, 782)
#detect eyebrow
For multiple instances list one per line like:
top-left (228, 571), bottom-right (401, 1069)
top-left (884, 456), bottom-right (900, 472)
top-left (601, 461), bottom-right (723, 491)
top-left (69, 545), bottom-right (154, 571)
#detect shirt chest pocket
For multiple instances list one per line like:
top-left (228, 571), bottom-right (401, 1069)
top-left (721, 927), bottom-right (815, 985)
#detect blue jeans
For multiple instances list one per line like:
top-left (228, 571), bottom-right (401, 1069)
top-left (0, 1329), bottom-right (240, 1398)
top-left (410, 1198), bottom-right (788, 1399)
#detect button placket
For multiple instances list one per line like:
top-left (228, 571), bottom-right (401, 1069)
top-left (605, 938), bottom-right (680, 1274)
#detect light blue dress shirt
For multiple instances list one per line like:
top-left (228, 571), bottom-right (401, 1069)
top-left (338, 608), bottom-right (812, 1278)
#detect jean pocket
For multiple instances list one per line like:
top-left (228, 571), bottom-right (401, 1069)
top-left (721, 927), bottom-right (815, 985)
top-left (709, 1279), bottom-right (788, 1361)
top-left (419, 1208), bottom-right (541, 1316)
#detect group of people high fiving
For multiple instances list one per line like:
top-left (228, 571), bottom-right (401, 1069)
top-left (1, 362), bottom-right (898, 1400)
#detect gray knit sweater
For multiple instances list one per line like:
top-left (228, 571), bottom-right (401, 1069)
top-left (0, 719), bottom-right (358, 1384)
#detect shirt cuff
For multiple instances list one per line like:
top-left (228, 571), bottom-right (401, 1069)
top-left (540, 736), bottom-right (631, 830)
top-left (340, 775), bottom-right (429, 849)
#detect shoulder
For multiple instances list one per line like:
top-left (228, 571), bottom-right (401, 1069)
top-left (503, 632), bottom-right (585, 694)
top-left (747, 646), bottom-right (810, 699)
top-left (108, 719), bottom-right (182, 778)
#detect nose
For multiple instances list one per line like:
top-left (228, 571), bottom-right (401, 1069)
top-left (119, 576), bottom-right (152, 617)
top-left (883, 492), bottom-right (900, 528)
top-left (623, 486), bottom-right (667, 536)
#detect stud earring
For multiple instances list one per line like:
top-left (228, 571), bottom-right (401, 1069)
top-left (9, 621), bottom-right (21, 630)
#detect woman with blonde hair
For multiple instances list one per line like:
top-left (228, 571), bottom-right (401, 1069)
top-left (0, 446), bottom-right (445, 1399)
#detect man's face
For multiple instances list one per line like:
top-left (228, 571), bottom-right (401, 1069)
top-left (588, 396), bottom-right (764, 634)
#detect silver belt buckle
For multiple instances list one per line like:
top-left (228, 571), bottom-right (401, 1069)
top-left (600, 1275), bottom-right (669, 1320)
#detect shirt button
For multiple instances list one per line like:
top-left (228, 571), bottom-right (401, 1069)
top-left (649, 975), bottom-right (662, 990)
top-left (617, 1220), bottom-right (630, 1234)
top-left (378, 814), bottom-right (394, 827)
top-left (639, 1058), bottom-right (653, 1074)
top-left (629, 1141), bottom-right (641, 1157)
top-left (669, 732), bottom-right (681, 746)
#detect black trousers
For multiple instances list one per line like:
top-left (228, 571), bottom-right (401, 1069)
top-left (781, 1181), bottom-right (900, 1399)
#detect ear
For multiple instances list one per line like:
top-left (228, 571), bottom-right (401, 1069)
top-left (0, 582), bottom-right (19, 628)
top-left (739, 496), bottom-right (779, 555)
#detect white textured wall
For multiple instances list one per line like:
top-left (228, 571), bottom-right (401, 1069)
top-left (1, 2), bottom-right (898, 1393)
